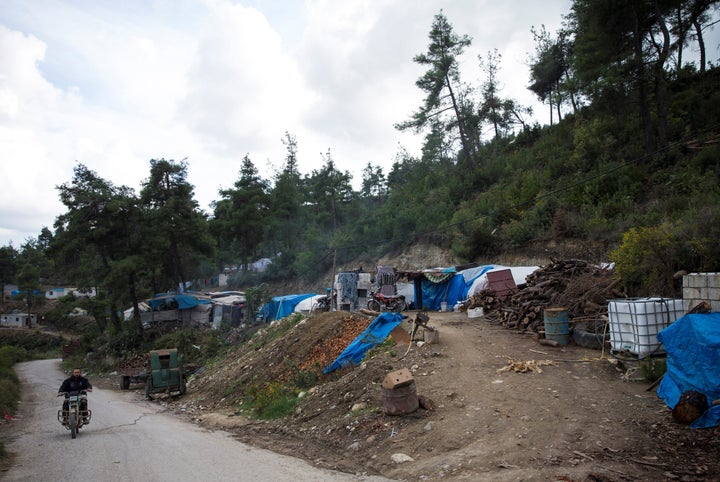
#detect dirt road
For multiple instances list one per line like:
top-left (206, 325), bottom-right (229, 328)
top-left (1, 359), bottom-right (391, 482)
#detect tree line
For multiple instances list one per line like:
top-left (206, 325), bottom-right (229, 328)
top-left (2, 1), bottom-right (720, 334)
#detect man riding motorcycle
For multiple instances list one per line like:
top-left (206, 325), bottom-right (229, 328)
top-left (57, 367), bottom-right (93, 422)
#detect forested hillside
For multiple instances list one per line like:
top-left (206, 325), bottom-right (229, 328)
top-left (2, 1), bottom-right (719, 335)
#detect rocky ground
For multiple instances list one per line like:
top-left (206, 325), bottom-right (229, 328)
top-left (97, 307), bottom-right (719, 482)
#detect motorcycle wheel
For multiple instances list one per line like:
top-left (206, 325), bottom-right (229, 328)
top-left (367, 299), bottom-right (382, 312)
top-left (393, 299), bottom-right (407, 312)
top-left (69, 412), bottom-right (77, 439)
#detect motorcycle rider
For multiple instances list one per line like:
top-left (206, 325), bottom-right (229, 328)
top-left (57, 367), bottom-right (93, 422)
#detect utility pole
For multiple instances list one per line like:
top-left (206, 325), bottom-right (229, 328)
top-left (330, 248), bottom-right (337, 311)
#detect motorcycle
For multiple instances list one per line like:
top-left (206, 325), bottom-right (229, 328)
top-left (367, 291), bottom-right (407, 313)
top-left (312, 289), bottom-right (336, 312)
top-left (57, 390), bottom-right (91, 439)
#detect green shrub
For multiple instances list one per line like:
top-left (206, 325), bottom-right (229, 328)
top-left (286, 361), bottom-right (319, 390)
top-left (245, 381), bottom-right (297, 419)
top-left (104, 323), bottom-right (145, 357)
top-left (153, 329), bottom-right (201, 361)
top-left (0, 346), bottom-right (28, 366)
top-left (610, 223), bottom-right (685, 296)
top-left (0, 376), bottom-right (20, 416)
top-left (0, 331), bottom-right (63, 356)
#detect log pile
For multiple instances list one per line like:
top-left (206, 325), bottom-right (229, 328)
top-left (467, 259), bottom-right (626, 334)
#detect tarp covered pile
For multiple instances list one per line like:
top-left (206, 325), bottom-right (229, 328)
top-left (324, 312), bottom-right (403, 373)
top-left (657, 313), bottom-right (720, 428)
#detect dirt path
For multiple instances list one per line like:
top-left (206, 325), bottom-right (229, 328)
top-left (359, 313), bottom-right (636, 480)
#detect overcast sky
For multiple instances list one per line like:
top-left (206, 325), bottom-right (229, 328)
top-left (0, 0), bottom-right (631, 247)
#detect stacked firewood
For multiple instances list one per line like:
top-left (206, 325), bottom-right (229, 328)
top-left (467, 259), bottom-right (626, 333)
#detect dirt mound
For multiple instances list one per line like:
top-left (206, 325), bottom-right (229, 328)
top-left (187, 312), bottom-right (376, 410)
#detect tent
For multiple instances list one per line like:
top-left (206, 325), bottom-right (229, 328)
top-left (294, 294), bottom-right (326, 313)
top-left (657, 312), bottom-right (720, 428)
top-left (123, 302), bottom-right (150, 321)
top-left (412, 265), bottom-right (493, 311)
top-left (148, 292), bottom-right (211, 310)
top-left (258, 294), bottom-right (316, 323)
top-left (409, 265), bottom-right (541, 311)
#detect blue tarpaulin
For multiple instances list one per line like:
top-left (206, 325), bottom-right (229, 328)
top-left (258, 294), bottom-right (315, 323)
top-left (324, 312), bottom-right (403, 374)
top-left (148, 293), bottom-right (211, 310)
top-left (656, 313), bottom-right (720, 428)
top-left (414, 265), bottom-right (496, 311)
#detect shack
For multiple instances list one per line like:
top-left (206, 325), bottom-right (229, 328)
top-left (140, 292), bottom-right (212, 329)
top-left (1, 311), bottom-right (38, 328)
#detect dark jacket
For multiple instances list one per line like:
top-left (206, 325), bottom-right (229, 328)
top-left (58, 375), bottom-right (92, 394)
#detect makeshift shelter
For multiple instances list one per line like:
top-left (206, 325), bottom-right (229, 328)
top-left (404, 265), bottom-right (540, 311)
top-left (294, 294), bottom-right (326, 313)
top-left (257, 294), bottom-right (315, 323)
top-left (141, 292), bottom-right (213, 328)
top-left (657, 312), bottom-right (720, 428)
top-left (147, 292), bottom-right (211, 311)
top-left (334, 271), bottom-right (372, 311)
top-left (337, 271), bottom-right (360, 309)
top-left (211, 293), bottom-right (246, 329)
top-left (123, 302), bottom-right (150, 321)
top-left (409, 265), bottom-right (489, 311)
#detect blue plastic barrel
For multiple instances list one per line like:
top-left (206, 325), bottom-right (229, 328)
top-left (544, 308), bottom-right (570, 346)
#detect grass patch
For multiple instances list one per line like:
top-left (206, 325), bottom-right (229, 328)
top-left (364, 337), bottom-right (397, 360)
top-left (243, 381), bottom-right (298, 420)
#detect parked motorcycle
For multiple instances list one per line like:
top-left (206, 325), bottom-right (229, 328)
top-left (367, 291), bottom-right (407, 313)
top-left (312, 290), bottom-right (336, 312)
top-left (57, 390), bottom-right (91, 439)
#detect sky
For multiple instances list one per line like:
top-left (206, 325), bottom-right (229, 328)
top-left (4, 0), bottom-right (704, 248)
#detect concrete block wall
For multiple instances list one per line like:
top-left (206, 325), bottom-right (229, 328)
top-left (683, 272), bottom-right (720, 312)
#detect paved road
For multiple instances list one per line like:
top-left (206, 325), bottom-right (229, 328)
top-left (2, 359), bottom-right (389, 482)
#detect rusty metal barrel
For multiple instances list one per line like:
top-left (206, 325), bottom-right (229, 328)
top-left (544, 308), bottom-right (570, 346)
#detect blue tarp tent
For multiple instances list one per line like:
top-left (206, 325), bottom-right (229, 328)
top-left (148, 292), bottom-right (211, 310)
top-left (657, 312), bottom-right (720, 428)
top-left (258, 294), bottom-right (316, 323)
top-left (324, 312), bottom-right (403, 373)
top-left (414, 265), bottom-right (496, 311)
